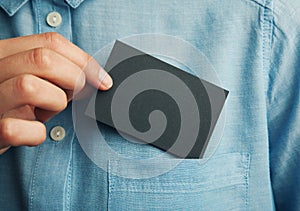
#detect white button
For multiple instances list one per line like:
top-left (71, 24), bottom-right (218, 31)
top-left (46, 11), bottom-right (62, 27)
top-left (50, 126), bottom-right (66, 141)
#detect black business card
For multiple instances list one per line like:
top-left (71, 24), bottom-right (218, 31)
top-left (86, 41), bottom-right (228, 158)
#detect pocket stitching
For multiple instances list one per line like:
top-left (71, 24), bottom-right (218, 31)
top-left (109, 152), bottom-right (251, 193)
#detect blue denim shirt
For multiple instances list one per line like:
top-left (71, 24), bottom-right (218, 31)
top-left (0, 0), bottom-right (300, 210)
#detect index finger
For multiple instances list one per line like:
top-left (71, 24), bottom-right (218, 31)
top-left (0, 32), bottom-right (113, 90)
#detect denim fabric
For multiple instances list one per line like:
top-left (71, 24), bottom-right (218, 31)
top-left (0, 0), bottom-right (300, 210)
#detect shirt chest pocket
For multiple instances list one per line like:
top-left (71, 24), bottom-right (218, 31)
top-left (108, 152), bottom-right (250, 211)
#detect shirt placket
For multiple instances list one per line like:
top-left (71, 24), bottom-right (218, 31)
top-left (32, 0), bottom-right (72, 40)
top-left (29, 0), bottom-right (74, 210)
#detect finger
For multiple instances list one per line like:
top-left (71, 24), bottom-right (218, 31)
top-left (0, 32), bottom-right (112, 90)
top-left (2, 105), bottom-right (55, 124)
top-left (0, 74), bottom-right (67, 114)
top-left (34, 84), bottom-right (94, 123)
top-left (2, 105), bottom-right (36, 120)
top-left (1, 76), bottom-right (68, 123)
top-left (34, 109), bottom-right (59, 123)
top-left (0, 47), bottom-right (86, 91)
top-left (33, 88), bottom-right (74, 123)
top-left (81, 57), bottom-right (113, 90)
top-left (0, 118), bottom-right (46, 149)
top-left (73, 83), bottom-right (94, 100)
top-left (0, 33), bottom-right (90, 64)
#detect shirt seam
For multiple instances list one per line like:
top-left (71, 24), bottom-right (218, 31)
top-left (262, 0), bottom-right (274, 97)
top-left (28, 146), bottom-right (42, 209)
top-left (261, 0), bottom-right (275, 209)
top-left (33, 0), bottom-right (42, 34)
top-left (63, 138), bottom-right (73, 211)
top-left (0, 0), bottom-right (29, 16)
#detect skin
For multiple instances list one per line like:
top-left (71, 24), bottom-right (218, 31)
top-left (0, 32), bottom-right (113, 155)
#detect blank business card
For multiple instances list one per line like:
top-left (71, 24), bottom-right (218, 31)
top-left (86, 41), bottom-right (228, 158)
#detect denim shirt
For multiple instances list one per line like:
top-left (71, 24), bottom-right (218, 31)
top-left (0, 0), bottom-right (300, 210)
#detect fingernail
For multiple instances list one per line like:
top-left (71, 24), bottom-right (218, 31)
top-left (99, 70), bottom-right (113, 89)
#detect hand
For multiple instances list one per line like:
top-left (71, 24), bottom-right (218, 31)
top-left (0, 32), bottom-right (113, 155)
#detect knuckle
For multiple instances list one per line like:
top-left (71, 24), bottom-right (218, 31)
top-left (83, 54), bottom-right (91, 65)
top-left (15, 75), bottom-right (37, 98)
top-left (41, 32), bottom-right (64, 49)
top-left (29, 47), bottom-right (52, 69)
